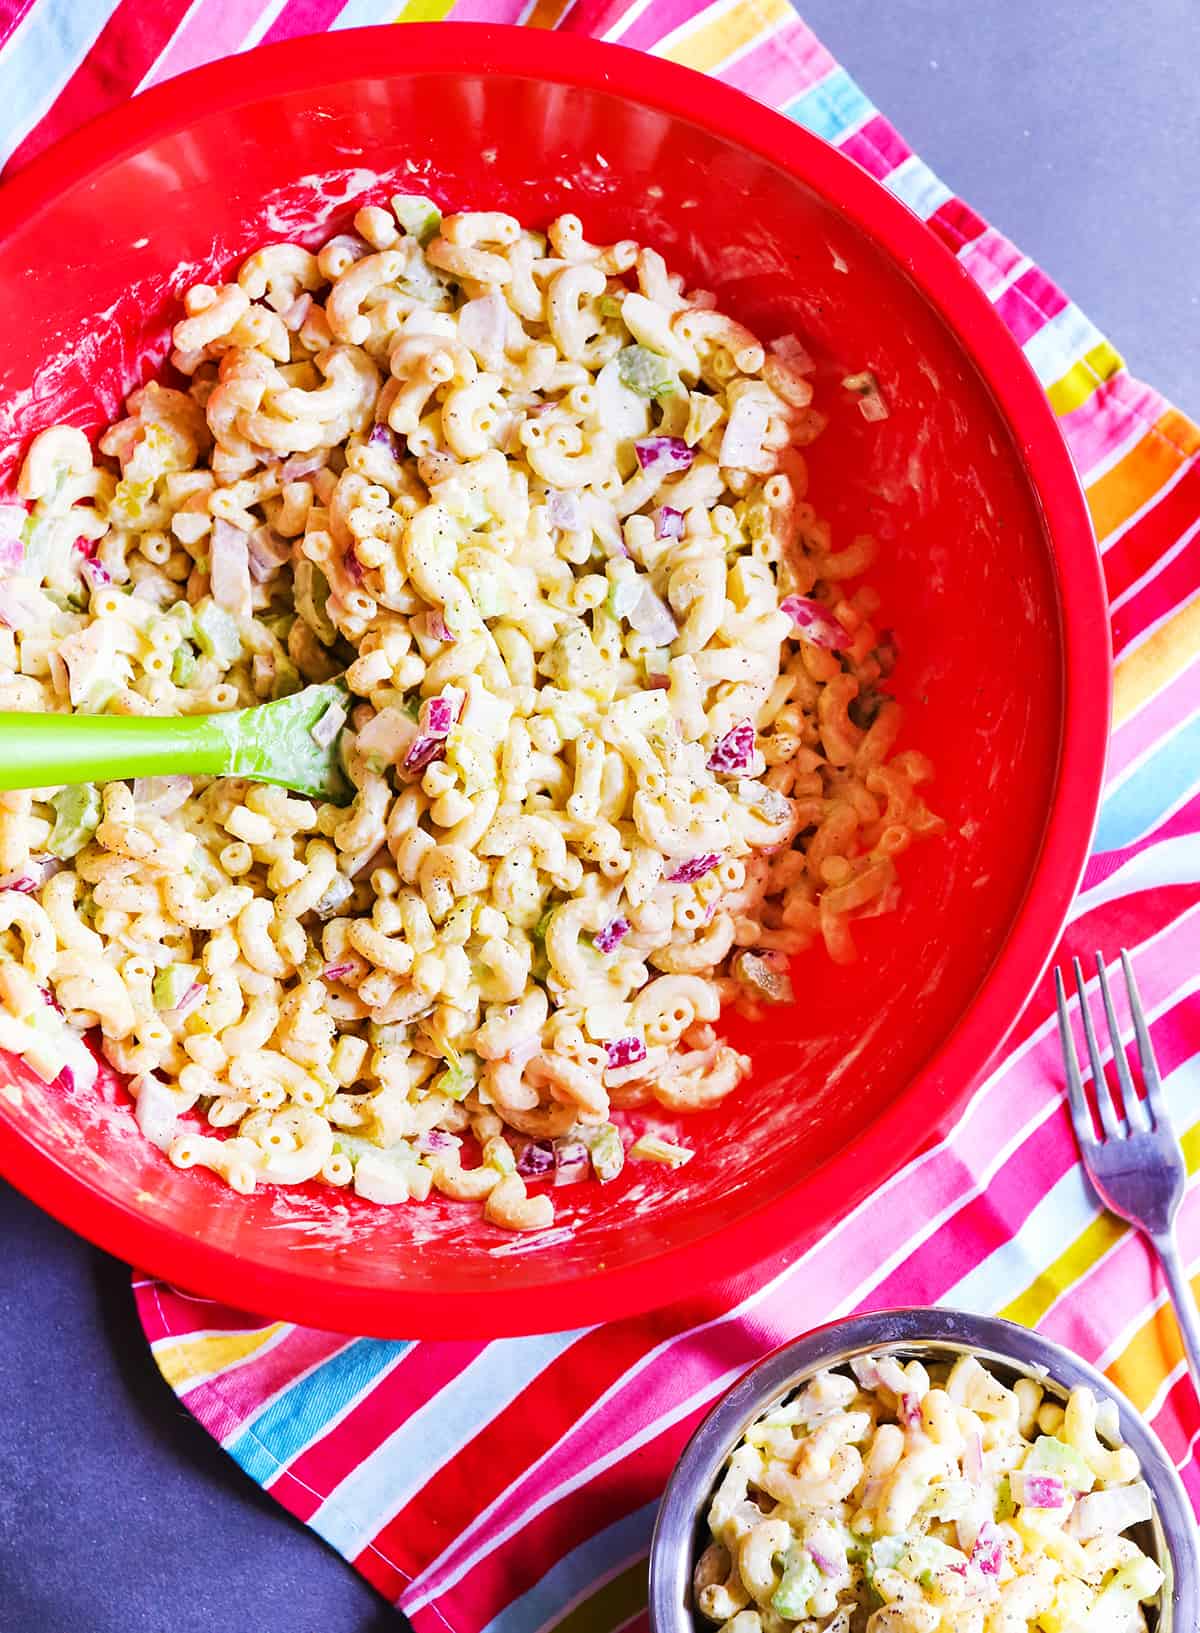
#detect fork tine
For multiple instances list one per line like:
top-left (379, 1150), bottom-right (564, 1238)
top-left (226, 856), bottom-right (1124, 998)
top-left (1056, 966), bottom-right (1098, 1150)
top-left (1096, 952), bottom-right (1148, 1133)
top-left (1120, 948), bottom-right (1171, 1131)
top-left (1073, 957), bottom-right (1123, 1140)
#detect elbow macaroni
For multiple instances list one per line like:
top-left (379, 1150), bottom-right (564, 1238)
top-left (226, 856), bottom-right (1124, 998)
top-left (698, 1350), bottom-right (1164, 1633)
top-left (0, 201), bottom-right (942, 1231)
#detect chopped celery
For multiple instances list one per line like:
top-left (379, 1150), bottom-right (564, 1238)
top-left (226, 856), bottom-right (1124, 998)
top-left (581, 1122), bottom-right (625, 1183)
top-left (617, 344), bottom-right (678, 400)
top-left (628, 1133), bottom-right (693, 1168)
top-left (294, 560), bottom-right (337, 645)
top-left (1026, 1436), bottom-right (1096, 1495)
top-left (171, 645), bottom-right (197, 686)
top-left (192, 600), bottom-right (241, 666)
top-left (270, 657), bottom-right (302, 699)
top-left (152, 963), bottom-right (200, 1011)
top-left (392, 194), bottom-right (442, 247)
top-left (532, 905), bottom-right (558, 944)
top-left (994, 1474), bottom-right (1014, 1522)
top-left (597, 294), bottom-right (624, 319)
top-left (48, 784), bottom-right (102, 860)
top-left (482, 1135), bottom-right (516, 1175)
top-left (462, 567), bottom-right (508, 620)
top-left (772, 1548), bottom-right (818, 1619)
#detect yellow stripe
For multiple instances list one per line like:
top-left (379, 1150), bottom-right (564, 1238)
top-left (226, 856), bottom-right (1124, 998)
top-left (154, 1324), bottom-right (284, 1391)
top-left (395, 0), bottom-right (454, 18)
top-left (1113, 589), bottom-right (1200, 727)
top-left (1000, 1214), bottom-right (1127, 1330)
top-left (655, 0), bottom-right (790, 72)
top-left (1047, 339), bottom-right (1124, 417)
top-left (552, 1558), bottom-right (647, 1633)
top-left (1086, 417), bottom-right (1191, 543)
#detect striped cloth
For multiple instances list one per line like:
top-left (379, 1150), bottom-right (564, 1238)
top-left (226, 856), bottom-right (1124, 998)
top-left (5, 1), bottom-right (1197, 1628)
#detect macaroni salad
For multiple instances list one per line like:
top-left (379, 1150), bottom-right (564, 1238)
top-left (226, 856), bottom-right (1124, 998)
top-left (695, 1351), bottom-right (1164, 1633)
top-left (0, 201), bottom-right (941, 1230)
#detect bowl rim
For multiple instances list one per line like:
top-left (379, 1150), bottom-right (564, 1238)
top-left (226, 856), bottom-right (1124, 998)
top-left (649, 1307), bottom-right (1197, 1633)
top-left (0, 25), bottom-right (1110, 1338)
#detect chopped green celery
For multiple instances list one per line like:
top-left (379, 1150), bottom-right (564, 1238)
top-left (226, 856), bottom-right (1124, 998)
top-left (270, 657), bottom-right (302, 699)
top-left (548, 628), bottom-right (600, 689)
top-left (48, 785), bottom-right (102, 860)
top-left (532, 905), bottom-right (558, 944)
top-left (433, 1052), bottom-right (479, 1102)
top-left (152, 963), bottom-right (200, 1011)
top-left (772, 1548), bottom-right (819, 1620)
top-left (20, 511), bottom-right (54, 580)
top-left (294, 560), bottom-right (337, 645)
top-left (398, 260), bottom-right (447, 305)
top-left (401, 695), bottom-right (422, 722)
top-left (482, 1136), bottom-right (516, 1175)
top-left (617, 344), bottom-right (679, 400)
top-left (332, 1133), bottom-right (416, 1168)
top-left (171, 645), bottom-right (197, 686)
top-left (368, 1021), bottom-right (410, 1048)
top-left (994, 1475), bottom-right (1015, 1522)
top-left (609, 689), bottom-right (671, 736)
top-left (1089, 1557), bottom-right (1165, 1631)
top-left (581, 1122), bottom-right (624, 1183)
top-left (899, 1536), bottom-right (968, 1587)
top-left (1027, 1437), bottom-right (1096, 1495)
top-left (462, 567), bottom-right (507, 620)
top-left (597, 294), bottom-right (624, 319)
top-left (445, 487), bottom-right (490, 529)
top-left (391, 194), bottom-right (442, 246)
top-left (865, 1537), bottom-right (906, 1596)
top-left (261, 611), bottom-right (293, 641)
top-left (193, 601), bottom-right (241, 667)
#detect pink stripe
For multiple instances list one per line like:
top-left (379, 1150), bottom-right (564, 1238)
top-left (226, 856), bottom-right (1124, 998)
top-left (993, 279), bottom-right (1055, 347)
top-left (185, 1330), bottom-right (350, 1432)
top-left (716, 20), bottom-right (830, 106)
top-left (1149, 1368), bottom-right (1200, 1470)
top-left (1111, 556), bottom-right (1200, 659)
top-left (1012, 263), bottom-right (1069, 323)
top-left (450, 0), bottom-right (528, 19)
top-left (1107, 662), bottom-right (1200, 784)
top-left (958, 228), bottom-right (1025, 298)
top-left (263, 0), bottom-right (348, 43)
top-left (1059, 374), bottom-right (1165, 479)
top-left (1081, 793), bottom-right (1200, 895)
top-left (143, 0), bottom-right (263, 86)
top-left (412, 897), bottom-right (1200, 1606)
top-left (611, 0), bottom-right (713, 49)
top-left (837, 113), bottom-right (911, 181)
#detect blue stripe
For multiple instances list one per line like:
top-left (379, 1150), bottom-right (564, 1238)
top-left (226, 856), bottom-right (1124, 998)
top-left (226, 1339), bottom-right (412, 1486)
top-left (1094, 712), bottom-right (1200, 852)
top-left (0, 0), bottom-right (119, 164)
top-left (480, 1501), bottom-right (658, 1633)
top-left (782, 66), bottom-right (875, 145)
top-left (331, 0), bottom-right (402, 27)
top-left (313, 1329), bottom-right (585, 1559)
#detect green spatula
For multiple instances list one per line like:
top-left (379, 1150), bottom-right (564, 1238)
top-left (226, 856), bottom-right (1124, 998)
top-left (0, 682), bottom-right (354, 803)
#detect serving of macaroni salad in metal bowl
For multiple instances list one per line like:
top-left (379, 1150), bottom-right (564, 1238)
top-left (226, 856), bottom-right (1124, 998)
top-left (695, 1350), bottom-right (1164, 1633)
top-left (0, 200), bottom-right (942, 1231)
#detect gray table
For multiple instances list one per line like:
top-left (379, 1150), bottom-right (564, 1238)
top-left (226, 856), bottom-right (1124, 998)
top-left (2, 6), bottom-right (1197, 1631)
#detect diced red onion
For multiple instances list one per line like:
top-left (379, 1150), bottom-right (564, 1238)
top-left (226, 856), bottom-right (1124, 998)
top-left (593, 917), bottom-right (630, 955)
top-left (248, 525), bottom-right (290, 583)
top-left (419, 686), bottom-right (463, 739)
top-left (645, 673), bottom-right (669, 691)
top-left (425, 613), bottom-right (454, 643)
top-left (970, 1525), bottom-right (1003, 1578)
top-left (457, 293), bottom-right (509, 365)
top-left (1014, 1472), bottom-right (1065, 1509)
top-left (403, 734), bottom-right (448, 773)
top-left (81, 559), bottom-right (111, 592)
top-left (719, 396), bottom-right (769, 469)
top-left (547, 490), bottom-right (585, 532)
top-left (344, 546), bottom-right (365, 586)
top-left (170, 982), bottom-right (206, 1020)
top-left (553, 1139), bottom-right (591, 1187)
top-left (517, 1140), bottom-right (556, 1179)
top-left (668, 853), bottom-right (720, 884)
top-left (654, 505), bottom-right (684, 540)
top-left (322, 962), bottom-right (357, 982)
top-left (0, 506), bottom-right (27, 574)
top-left (311, 700), bottom-right (348, 749)
top-left (633, 436), bottom-right (694, 479)
top-left (606, 1036), bottom-right (646, 1071)
top-left (0, 857), bottom-right (59, 893)
top-left (210, 518), bottom-right (251, 614)
top-left (132, 776), bottom-right (192, 816)
top-left (899, 1393), bottom-right (923, 1429)
top-left (368, 423), bottom-right (403, 460)
top-left (280, 292), bottom-right (312, 332)
top-left (781, 594), bottom-right (852, 651)
top-left (73, 535), bottom-right (99, 561)
top-left (626, 581), bottom-right (678, 645)
top-left (280, 451), bottom-right (327, 482)
top-left (809, 1549), bottom-right (836, 1578)
top-left (769, 333), bottom-right (815, 372)
top-left (417, 1129), bottom-right (460, 1155)
top-left (706, 720), bottom-right (755, 774)
top-left (963, 1431), bottom-right (983, 1484)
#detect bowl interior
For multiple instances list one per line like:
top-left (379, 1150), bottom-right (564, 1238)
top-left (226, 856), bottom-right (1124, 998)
top-left (0, 37), bottom-right (1071, 1332)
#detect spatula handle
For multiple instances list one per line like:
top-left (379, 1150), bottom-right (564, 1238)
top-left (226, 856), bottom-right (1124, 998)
top-left (0, 711), bottom-right (231, 791)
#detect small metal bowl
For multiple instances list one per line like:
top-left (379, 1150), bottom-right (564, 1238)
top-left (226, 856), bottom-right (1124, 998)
top-left (650, 1307), bottom-right (1198, 1633)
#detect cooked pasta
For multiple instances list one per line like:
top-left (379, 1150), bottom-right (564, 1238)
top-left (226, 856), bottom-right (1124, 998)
top-left (0, 200), bottom-right (941, 1230)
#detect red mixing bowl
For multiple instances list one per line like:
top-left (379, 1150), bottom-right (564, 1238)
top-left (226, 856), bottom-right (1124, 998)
top-left (0, 25), bottom-right (1108, 1338)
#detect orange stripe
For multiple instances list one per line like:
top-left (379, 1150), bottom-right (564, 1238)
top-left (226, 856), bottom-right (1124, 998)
top-left (1086, 416), bottom-right (1194, 542)
top-left (524, 0), bottom-right (574, 24)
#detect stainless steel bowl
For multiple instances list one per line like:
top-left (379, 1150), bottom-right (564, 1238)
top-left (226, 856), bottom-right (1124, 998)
top-left (649, 1307), bottom-right (1198, 1632)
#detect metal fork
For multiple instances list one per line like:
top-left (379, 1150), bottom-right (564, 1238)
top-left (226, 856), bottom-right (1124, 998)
top-left (1055, 949), bottom-right (1200, 1392)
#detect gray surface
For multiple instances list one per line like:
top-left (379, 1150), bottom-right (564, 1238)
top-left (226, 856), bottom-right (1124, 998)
top-left (2, 7), bottom-right (1197, 1632)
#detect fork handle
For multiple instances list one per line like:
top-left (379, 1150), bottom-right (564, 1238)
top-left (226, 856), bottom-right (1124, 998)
top-left (1150, 1228), bottom-right (1200, 1395)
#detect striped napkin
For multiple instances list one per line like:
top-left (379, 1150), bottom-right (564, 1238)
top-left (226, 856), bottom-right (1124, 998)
top-left (7, 2), bottom-right (1198, 1630)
